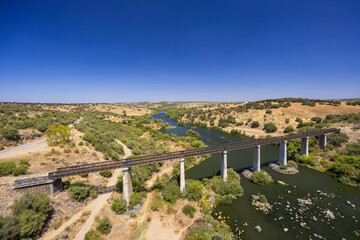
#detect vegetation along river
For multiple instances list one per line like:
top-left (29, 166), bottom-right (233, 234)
top-left (151, 113), bottom-right (360, 240)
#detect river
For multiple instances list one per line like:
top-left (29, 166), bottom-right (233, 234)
top-left (151, 113), bottom-right (360, 240)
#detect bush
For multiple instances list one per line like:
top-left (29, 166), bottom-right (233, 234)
top-left (287, 160), bottom-right (298, 169)
top-left (280, 164), bottom-right (288, 170)
top-left (264, 122), bottom-right (277, 133)
top-left (13, 166), bottom-right (27, 176)
top-left (85, 230), bottom-right (104, 240)
top-left (12, 192), bottom-right (51, 239)
top-left (285, 119), bottom-right (290, 124)
top-left (129, 192), bottom-right (143, 208)
top-left (0, 215), bottom-right (20, 240)
top-left (162, 180), bottom-right (180, 203)
top-left (211, 169), bottom-right (244, 197)
top-left (0, 161), bottom-right (16, 175)
top-left (284, 126), bottom-right (294, 133)
top-left (311, 117), bottom-right (322, 123)
top-left (266, 110), bottom-right (272, 114)
top-left (177, 121), bottom-right (185, 127)
top-left (150, 194), bottom-right (163, 211)
top-left (294, 153), bottom-right (317, 166)
top-left (111, 198), bottom-right (127, 215)
top-left (251, 121), bottom-right (260, 128)
top-left (96, 216), bottom-right (111, 235)
top-left (185, 180), bottom-right (203, 201)
top-left (186, 129), bottom-right (200, 139)
top-left (259, 194), bottom-right (268, 203)
top-left (0, 144), bottom-right (4, 150)
top-left (99, 170), bottom-right (112, 178)
top-left (1, 127), bottom-right (19, 140)
top-left (327, 133), bottom-right (349, 147)
top-left (182, 204), bottom-right (196, 218)
top-left (250, 170), bottom-right (274, 185)
top-left (68, 182), bottom-right (95, 202)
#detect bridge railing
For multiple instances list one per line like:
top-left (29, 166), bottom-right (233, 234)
top-left (46, 128), bottom-right (339, 179)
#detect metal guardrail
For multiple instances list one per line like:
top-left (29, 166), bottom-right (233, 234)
top-left (13, 128), bottom-right (339, 186)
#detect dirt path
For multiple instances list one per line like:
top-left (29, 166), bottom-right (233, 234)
top-left (41, 140), bottom-right (131, 240)
top-left (0, 138), bottom-right (48, 159)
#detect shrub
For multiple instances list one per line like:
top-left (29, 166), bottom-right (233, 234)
top-left (264, 122), bottom-right (277, 133)
top-left (63, 148), bottom-right (71, 153)
top-left (99, 170), bottom-right (112, 178)
top-left (287, 160), bottom-right (298, 169)
top-left (280, 164), bottom-right (288, 170)
top-left (111, 198), bottom-right (127, 215)
top-left (266, 110), bottom-right (272, 114)
top-left (327, 133), bottom-right (349, 147)
top-left (211, 169), bottom-right (244, 197)
top-left (250, 170), bottom-right (274, 185)
top-left (162, 180), bottom-right (180, 203)
top-left (0, 161), bottom-right (16, 175)
top-left (96, 216), bottom-right (112, 235)
top-left (182, 204), bottom-right (196, 218)
top-left (45, 125), bottom-right (71, 144)
top-left (294, 153), bottom-right (317, 166)
top-left (0, 144), bottom-right (4, 150)
top-left (311, 117), bottom-right (322, 123)
top-left (185, 180), bottom-right (203, 201)
top-left (68, 183), bottom-right (95, 202)
top-left (85, 230), bottom-right (104, 240)
top-left (259, 194), bottom-right (268, 203)
top-left (284, 126), bottom-right (294, 133)
top-left (19, 159), bottom-right (30, 167)
top-left (79, 141), bottom-right (84, 146)
top-left (13, 166), bottom-right (27, 176)
top-left (285, 119), bottom-right (290, 124)
top-left (251, 121), bottom-right (260, 128)
top-left (186, 129), bottom-right (200, 139)
top-left (129, 192), bottom-right (143, 208)
top-left (177, 121), bottom-right (185, 127)
top-left (345, 143), bottom-right (360, 156)
top-left (295, 117), bottom-right (303, 123)
top-left (1, 127), bottom-right (19, 140)
top-left (150, 194), bottom-right (163, 211)
top-left (0, 215), bottom-right (20, 240)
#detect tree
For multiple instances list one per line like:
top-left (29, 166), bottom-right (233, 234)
top-left (45, 125), bottom-right (71, 144)
top-left (264, 122), bottom-right (277, 133)
top-left (0, 216), bottom-right (20, 240)
top-left (185, 180), bottom-right (203, 201)
top-left (251, 121), bottom-right (260, 128)
top-left (0, 161), bottom-right (16, 175)
top-left (182, 204), bottom-right (196, 218)
top-left (284, 126), bottom-right (294, 133)
top-left (162, 180), bottom-right (180, 203)
top-left (96, 216), bottom-right (112, 234)
top-left (327, 133), bottom-right (349, 147)
top-left (1, 127), bottom-right (19, 140)
top-left (111, 198), bottom-right (127, 215)
top-left (186, 129), bottom-right (200, 139)
top-left (250, 170), bottom-right (274, 185)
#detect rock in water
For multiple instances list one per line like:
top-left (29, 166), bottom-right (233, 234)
top-left (254, 225), bottom-right (262, 232)
top-left (323, 210), bottom-right (335, 219)
top-left (283, 228), bottom-right (288, 232)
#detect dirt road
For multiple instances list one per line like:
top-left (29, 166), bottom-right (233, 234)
top-left (0, 138), bottom-right (48, 159)
top-left (41, 140), bottom-right (131, 240)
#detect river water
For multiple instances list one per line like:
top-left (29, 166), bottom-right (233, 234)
top-left (151, 113), bottom-right (360, 240)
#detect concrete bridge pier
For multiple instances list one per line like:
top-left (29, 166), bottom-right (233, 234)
top-left (253, 145), bottom-right (261, 171)
top-left (279, 141), bottom-right (287, 165)
top-left (180, 158), bottom-right (185, 192)
top-left (122, 167), bottom-right (133, 205)
top-left (319, 134), bottom-right (327, 149)
top-left (221, 151), bottom-right (228, 181)
top-left (300, 137), bottom-right (309, 156)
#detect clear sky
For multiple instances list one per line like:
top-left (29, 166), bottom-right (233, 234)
top-left (0, 0), bottom-right (359, 103)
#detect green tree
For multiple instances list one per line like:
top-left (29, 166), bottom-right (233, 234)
top-left (251, 121), bottom-right (260, 128)
top-left (0, 161), bottom-right (16, 175)
top-left (327, 133), bottom-right (349, 147)
top-left (284, 126), bottom-right (294, 133)
top-left (263, 122), bottom-right (277, 133)
top-left (185, 180), bottom-right (203, 201)
top-left (162, 180), bottom-right (180, 203)
top-left (96, 216), bottom-right (112, 235)
top-left (1, 127), bottom-right (19, 140)
top-left (186, 129), bottom-right (200, 139)
top-left (45, 125), bottom-right (71, 144)
top-left (250, 170), bottom-right (274, 185)
top-left (0, 216), bottom-right (20, 240)
top-left (111, 198), bottom-right (127, 215)
top-left (182, 204), bottom-right (196, 218)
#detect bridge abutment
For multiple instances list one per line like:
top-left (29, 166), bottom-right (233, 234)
top-left (122, 167), bottom-right (133, 205)
top-left (279, 141), bottom-right (287, 165)
top-left (253, 145), bottom-right (261, 171)
top-left (300, 137), bottom-right (309, 156)
top-left (319, 134), bottom-right (327, 149)
top-left (180, 158), bottom-right (185, 192)
top-left (221, 151), bottom-right (228, 181)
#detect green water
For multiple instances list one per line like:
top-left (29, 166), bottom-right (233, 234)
top-left (151, 113), bottom-right (360, 239)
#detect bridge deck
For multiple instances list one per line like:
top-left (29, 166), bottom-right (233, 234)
top-left (14, 128), bottom-right (339, 186)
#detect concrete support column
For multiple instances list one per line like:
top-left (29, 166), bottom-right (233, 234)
top-left (319, 134), bottom-right (327, 149)
top-left (221, 151), bottom-right (228, 181)
top-left (180, 158), bottom-right (185, 192)
top-left (300, 137), bottom-right (309, 156)
top-left (253, 145), bottom-right (261, 171)
top-left (123, 167), bottom-right (133, 205)
top-left (279, 141), bottom-right (287, 165)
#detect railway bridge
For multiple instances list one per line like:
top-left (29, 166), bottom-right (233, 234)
top-left (12, 128), bottom-right (339, 203)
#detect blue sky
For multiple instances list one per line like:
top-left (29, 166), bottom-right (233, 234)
top-left (0, 0), bottom-right (359, 103)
